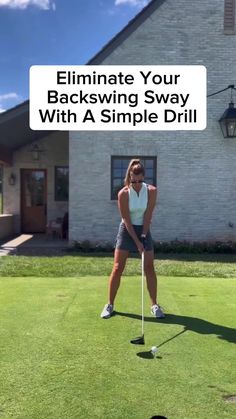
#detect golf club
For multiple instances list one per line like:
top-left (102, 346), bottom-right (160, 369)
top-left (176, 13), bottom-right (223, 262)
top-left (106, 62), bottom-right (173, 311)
top-left (156, 327), bottom-right (187, 349)
top-left (130, 251), bottom-right (145, 345)
top-left (137, 328), bottom-right (187, 358)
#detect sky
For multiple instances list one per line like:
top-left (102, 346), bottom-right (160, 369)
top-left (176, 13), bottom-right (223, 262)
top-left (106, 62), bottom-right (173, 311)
top-left (0, 0), bottom-right (151, 113)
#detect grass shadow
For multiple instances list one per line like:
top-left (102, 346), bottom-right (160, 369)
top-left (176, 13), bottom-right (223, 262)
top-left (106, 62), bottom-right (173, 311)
top-left (65, 251), bottom-right (236, 262)
top-left (115, 311), bottom-right (236, 344)
top-left (66, 251), bottom-right (236, 263)
top-left (136, 351), bottom-right (154, 359)
top-left (154, 252), bottom-right (236, 262)
top-left (136, 351), bottom-right (163, 360)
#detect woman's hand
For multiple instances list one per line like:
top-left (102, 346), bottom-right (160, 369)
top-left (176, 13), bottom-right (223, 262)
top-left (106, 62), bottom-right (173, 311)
top-left (136, 240), bottom-right (144, 254)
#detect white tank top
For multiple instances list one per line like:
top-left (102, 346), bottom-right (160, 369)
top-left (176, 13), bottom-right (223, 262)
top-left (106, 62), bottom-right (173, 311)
top-left (127, 182), bottom-right (148, 225)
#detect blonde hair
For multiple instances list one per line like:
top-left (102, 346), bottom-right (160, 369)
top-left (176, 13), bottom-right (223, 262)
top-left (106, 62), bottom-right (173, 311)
top-left (124, 159), bottom-right (145, 186)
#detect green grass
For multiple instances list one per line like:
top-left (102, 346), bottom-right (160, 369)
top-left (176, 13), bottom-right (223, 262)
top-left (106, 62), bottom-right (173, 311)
top-left (1, 253), bottom-right (236, 277)
top-left (0, 274), bottom-right (236, 419)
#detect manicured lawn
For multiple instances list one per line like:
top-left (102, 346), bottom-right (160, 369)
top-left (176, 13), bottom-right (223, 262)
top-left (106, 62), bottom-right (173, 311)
top-left (0, 272), bottom-right (235, 418)
top-left (1, 253), bottom-right (236, 277)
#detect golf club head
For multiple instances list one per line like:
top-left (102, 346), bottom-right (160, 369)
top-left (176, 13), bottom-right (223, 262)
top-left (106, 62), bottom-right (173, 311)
top-left (130, 334), bottom-right (145, 345)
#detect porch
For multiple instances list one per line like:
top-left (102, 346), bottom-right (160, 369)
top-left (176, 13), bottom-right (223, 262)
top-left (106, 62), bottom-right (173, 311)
top-left (0, 233), bottom-right (70, 256)
top-left (0, 101), bottom-right (69, 239)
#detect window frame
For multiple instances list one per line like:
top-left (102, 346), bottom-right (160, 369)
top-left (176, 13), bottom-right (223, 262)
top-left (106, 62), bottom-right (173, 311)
top-left (110, 156), bottom-right (157, 200)
top-left (54, 166), bottom-right (69, 202)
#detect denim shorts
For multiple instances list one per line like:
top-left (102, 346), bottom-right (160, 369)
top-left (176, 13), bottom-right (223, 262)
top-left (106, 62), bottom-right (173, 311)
top-left (115, 222), bottom-right (154, 252)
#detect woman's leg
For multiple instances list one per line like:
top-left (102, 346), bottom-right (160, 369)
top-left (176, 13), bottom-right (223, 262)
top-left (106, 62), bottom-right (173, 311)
top-left (143, 250), bottom-right (157, 306)
top-left (108, 248), bottom-right (129, 305)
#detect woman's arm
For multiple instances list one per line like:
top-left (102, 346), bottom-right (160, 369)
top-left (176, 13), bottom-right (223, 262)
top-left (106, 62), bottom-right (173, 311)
top-left (118, 188), bottom-right (143, 250)
top-left (142, 186), bottom-right (157, 236)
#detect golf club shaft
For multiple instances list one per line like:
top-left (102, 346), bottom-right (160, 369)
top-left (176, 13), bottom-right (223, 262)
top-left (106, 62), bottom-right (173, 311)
top-left (157, 328), bottom-right (187, 349)
top-left (141, 251), bottom-right (144, 336)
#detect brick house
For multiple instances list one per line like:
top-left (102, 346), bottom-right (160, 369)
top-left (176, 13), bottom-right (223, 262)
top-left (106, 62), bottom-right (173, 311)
top-left (1, 0), bottom-right (236, 244)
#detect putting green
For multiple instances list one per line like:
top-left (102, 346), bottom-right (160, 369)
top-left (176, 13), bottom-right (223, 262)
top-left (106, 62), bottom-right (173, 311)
top-left (0, 276), bottom-right (235, 419)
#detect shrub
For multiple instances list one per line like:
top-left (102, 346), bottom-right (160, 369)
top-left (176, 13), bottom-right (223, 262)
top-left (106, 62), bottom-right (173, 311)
top-left (72, 240), bottom-right (114, 253)
top-left (153, 240), bottom-right (236, 254)
top-left (71, 239), bottom-right (236, 254)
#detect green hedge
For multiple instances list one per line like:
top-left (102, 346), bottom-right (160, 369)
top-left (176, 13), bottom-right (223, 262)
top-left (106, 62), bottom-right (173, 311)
top-left (71, 239), bottom-right (236, 254)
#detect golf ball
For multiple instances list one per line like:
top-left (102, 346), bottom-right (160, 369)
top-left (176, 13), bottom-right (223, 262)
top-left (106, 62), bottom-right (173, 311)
top-left (151, 346), bottom-right (158, 353)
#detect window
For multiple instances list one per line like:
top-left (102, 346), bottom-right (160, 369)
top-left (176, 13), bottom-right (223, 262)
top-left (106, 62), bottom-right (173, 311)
top-left (24, 170), bottom-right (45, 207)
top-left (0, 165), bottom-right (2, 213)
top-left (111, 156), bottom-right (157, 200)
top-left (55, 166), bottom-right (69, 201)
top-left (224, 0), bottom-right (236, 34)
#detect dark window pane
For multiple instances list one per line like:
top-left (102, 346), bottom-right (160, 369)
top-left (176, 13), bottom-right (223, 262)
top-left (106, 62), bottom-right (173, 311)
top-left (121, 168), bottom-right (127, 177)
top-left (145, 159), bottom-right (154, 169)
top-left (114, 168), bottom-right (122, 178)
top-left (55, 167), bottom-right (69, 201)
top-left (145, 168), bottom-right (153, 178)
top-left (111, 156), bottom-right (156, 200)
top-left (113, 185), bottom-right (122, 198)
top-left (113, 178), bottom-right (123, 187)
top-left (113, 159), bottom-right (122, 169)
top-left (122, 160), bottom-right (129, 169)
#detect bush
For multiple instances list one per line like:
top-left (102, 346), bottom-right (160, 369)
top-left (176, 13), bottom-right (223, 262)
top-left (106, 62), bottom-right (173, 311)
top-left (153, 239), bottom-right (236, 254)
top-left (71, 239), bottom-right (236, 254)
top-left (72, 240), bottom-right (114, 253)
top-left (70, 239), bottom-right (236, 254)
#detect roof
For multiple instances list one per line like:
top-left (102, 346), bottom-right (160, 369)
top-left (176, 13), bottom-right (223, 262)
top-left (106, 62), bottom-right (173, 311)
top-left (0, 100), bottom-right (54, 165)
top-left (88, 0), bottom-right (165, 64)
top-left (0, 0), bottom-right (165, 163)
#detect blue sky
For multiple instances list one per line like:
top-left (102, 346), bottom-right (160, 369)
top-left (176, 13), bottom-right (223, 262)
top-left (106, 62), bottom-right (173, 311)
top-left (0, 0), bottom-right (150, 112)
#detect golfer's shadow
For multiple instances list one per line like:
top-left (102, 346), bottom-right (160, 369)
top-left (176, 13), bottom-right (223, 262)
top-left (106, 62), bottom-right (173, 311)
top-left (114, 311), bottom-right (236, 344)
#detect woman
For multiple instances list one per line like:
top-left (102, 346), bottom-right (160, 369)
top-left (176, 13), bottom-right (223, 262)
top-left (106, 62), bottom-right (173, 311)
top-left (101, 158), bottom-right (165, 319)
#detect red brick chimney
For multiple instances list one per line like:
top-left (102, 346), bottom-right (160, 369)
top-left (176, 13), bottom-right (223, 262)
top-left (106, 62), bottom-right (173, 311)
top-left (224, 0), bottom-right (236, 34)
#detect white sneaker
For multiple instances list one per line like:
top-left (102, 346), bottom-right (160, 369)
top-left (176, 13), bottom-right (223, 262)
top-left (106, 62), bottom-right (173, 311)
top-left (100, 303), bottom-right (114, 319)
top-left (151, 304), bottom-right (165, 318)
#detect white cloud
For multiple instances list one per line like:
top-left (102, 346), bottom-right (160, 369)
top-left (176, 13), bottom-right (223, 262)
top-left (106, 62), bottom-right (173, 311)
top-left (0, 93), bottom-right (20, 112)
top-left (115, 0), bottom-right (149, 7)
top-left (0, 0), bottom-right (55, 10)
top-left (0, 93), bottom-right (19, 101)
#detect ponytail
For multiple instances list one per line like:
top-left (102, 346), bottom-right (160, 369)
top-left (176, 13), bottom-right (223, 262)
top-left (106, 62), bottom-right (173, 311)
top-left (124, 159), bottom-right (145, 186)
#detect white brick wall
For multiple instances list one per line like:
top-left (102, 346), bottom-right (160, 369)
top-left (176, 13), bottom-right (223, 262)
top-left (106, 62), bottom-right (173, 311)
top-left (69, 0), bottom-right (236, 244)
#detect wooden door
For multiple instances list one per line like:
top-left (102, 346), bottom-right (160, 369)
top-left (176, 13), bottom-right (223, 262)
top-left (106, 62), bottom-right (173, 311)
top-left (21, 169), bottom-right (47, 233)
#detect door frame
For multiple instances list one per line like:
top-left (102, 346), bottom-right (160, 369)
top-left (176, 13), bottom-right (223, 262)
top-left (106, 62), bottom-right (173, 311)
top-left (20, 168), bottom-right (47, 233)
